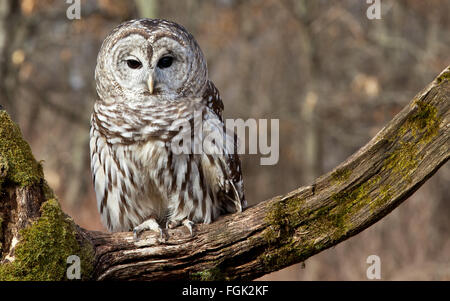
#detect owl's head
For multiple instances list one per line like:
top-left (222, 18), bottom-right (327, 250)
top-left (95, 19), bottom-right (208, 102)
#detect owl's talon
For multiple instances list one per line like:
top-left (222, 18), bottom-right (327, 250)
top-left (159, 228), bottom-right (169, 241)
top-left (183, 219), bottom-right (195, 236)
top-left (165, 219), bottom-right (195, 236)
top-left (133, 217), bottom-right (166, 242)
top-left (166, 220), bottom-right (178, 229)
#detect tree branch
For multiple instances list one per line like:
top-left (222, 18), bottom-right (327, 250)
top-left (0, 66), bottom-right (449, 281)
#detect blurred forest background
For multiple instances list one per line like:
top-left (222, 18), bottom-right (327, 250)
top-left (0, 0), bottom-right (448, 280)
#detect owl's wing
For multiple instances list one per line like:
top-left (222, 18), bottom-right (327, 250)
top-left (224, 146), bottom-right (246, 211)
top-left (202, 80), bottom-right (224, 121)
top-left (200, 108), bottom-right (246, 214)
top-left (200, 82), bottom-right (246, 212)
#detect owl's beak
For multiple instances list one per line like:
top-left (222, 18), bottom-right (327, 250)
top-left (147, 75), bottom-right (154, 94)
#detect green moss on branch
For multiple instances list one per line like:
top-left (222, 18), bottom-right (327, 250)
top-left (190, 267), bottom-right (227, 281)
top-left (435, 69), bottom-right (450, 84)
top-left (0, 111), bottom-right (43, 187)
top-left (0, 199), bottom-right (94, 281)
top-left (331, 168), bottom-right (352, 184)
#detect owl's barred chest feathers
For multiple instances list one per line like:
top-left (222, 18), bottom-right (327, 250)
top-left (91, 18), bottom-right (245, 235)
top-left (90, 90), bottom-right (245, 232)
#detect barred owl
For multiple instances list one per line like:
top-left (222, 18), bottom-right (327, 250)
top-left (90, 19), bottom-right (245, 240)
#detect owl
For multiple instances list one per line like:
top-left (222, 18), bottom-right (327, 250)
top-left (90, 19), bottom-right (246, 240)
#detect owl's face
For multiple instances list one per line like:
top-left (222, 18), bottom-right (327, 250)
top-left (95, 19), bottom-right (208, 103)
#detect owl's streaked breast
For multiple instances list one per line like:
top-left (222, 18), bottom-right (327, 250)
top-left (90, 121), bottom-right (168, 231)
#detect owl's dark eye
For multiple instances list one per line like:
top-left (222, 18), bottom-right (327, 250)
top-left (126, 59), bottom-right (142, 69)
top-left (157, 56), bottom-right (173, 69)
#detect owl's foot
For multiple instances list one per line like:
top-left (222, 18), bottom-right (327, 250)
top-left (182, 219), bottom-right (195, 236)
top-left (167, 218), bottom-right (195, 236)
top-left (133, 218), bottom-right (168, 242)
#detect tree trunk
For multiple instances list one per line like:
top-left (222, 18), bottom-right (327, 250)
top-left (0, 66), bottom-right (449, 281)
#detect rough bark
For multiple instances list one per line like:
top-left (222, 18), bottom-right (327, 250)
top-left (0, 66), bottom-right (449, 281)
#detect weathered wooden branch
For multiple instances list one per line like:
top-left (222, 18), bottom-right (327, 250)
top-left (0, 66), bottom-right (449, 281)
